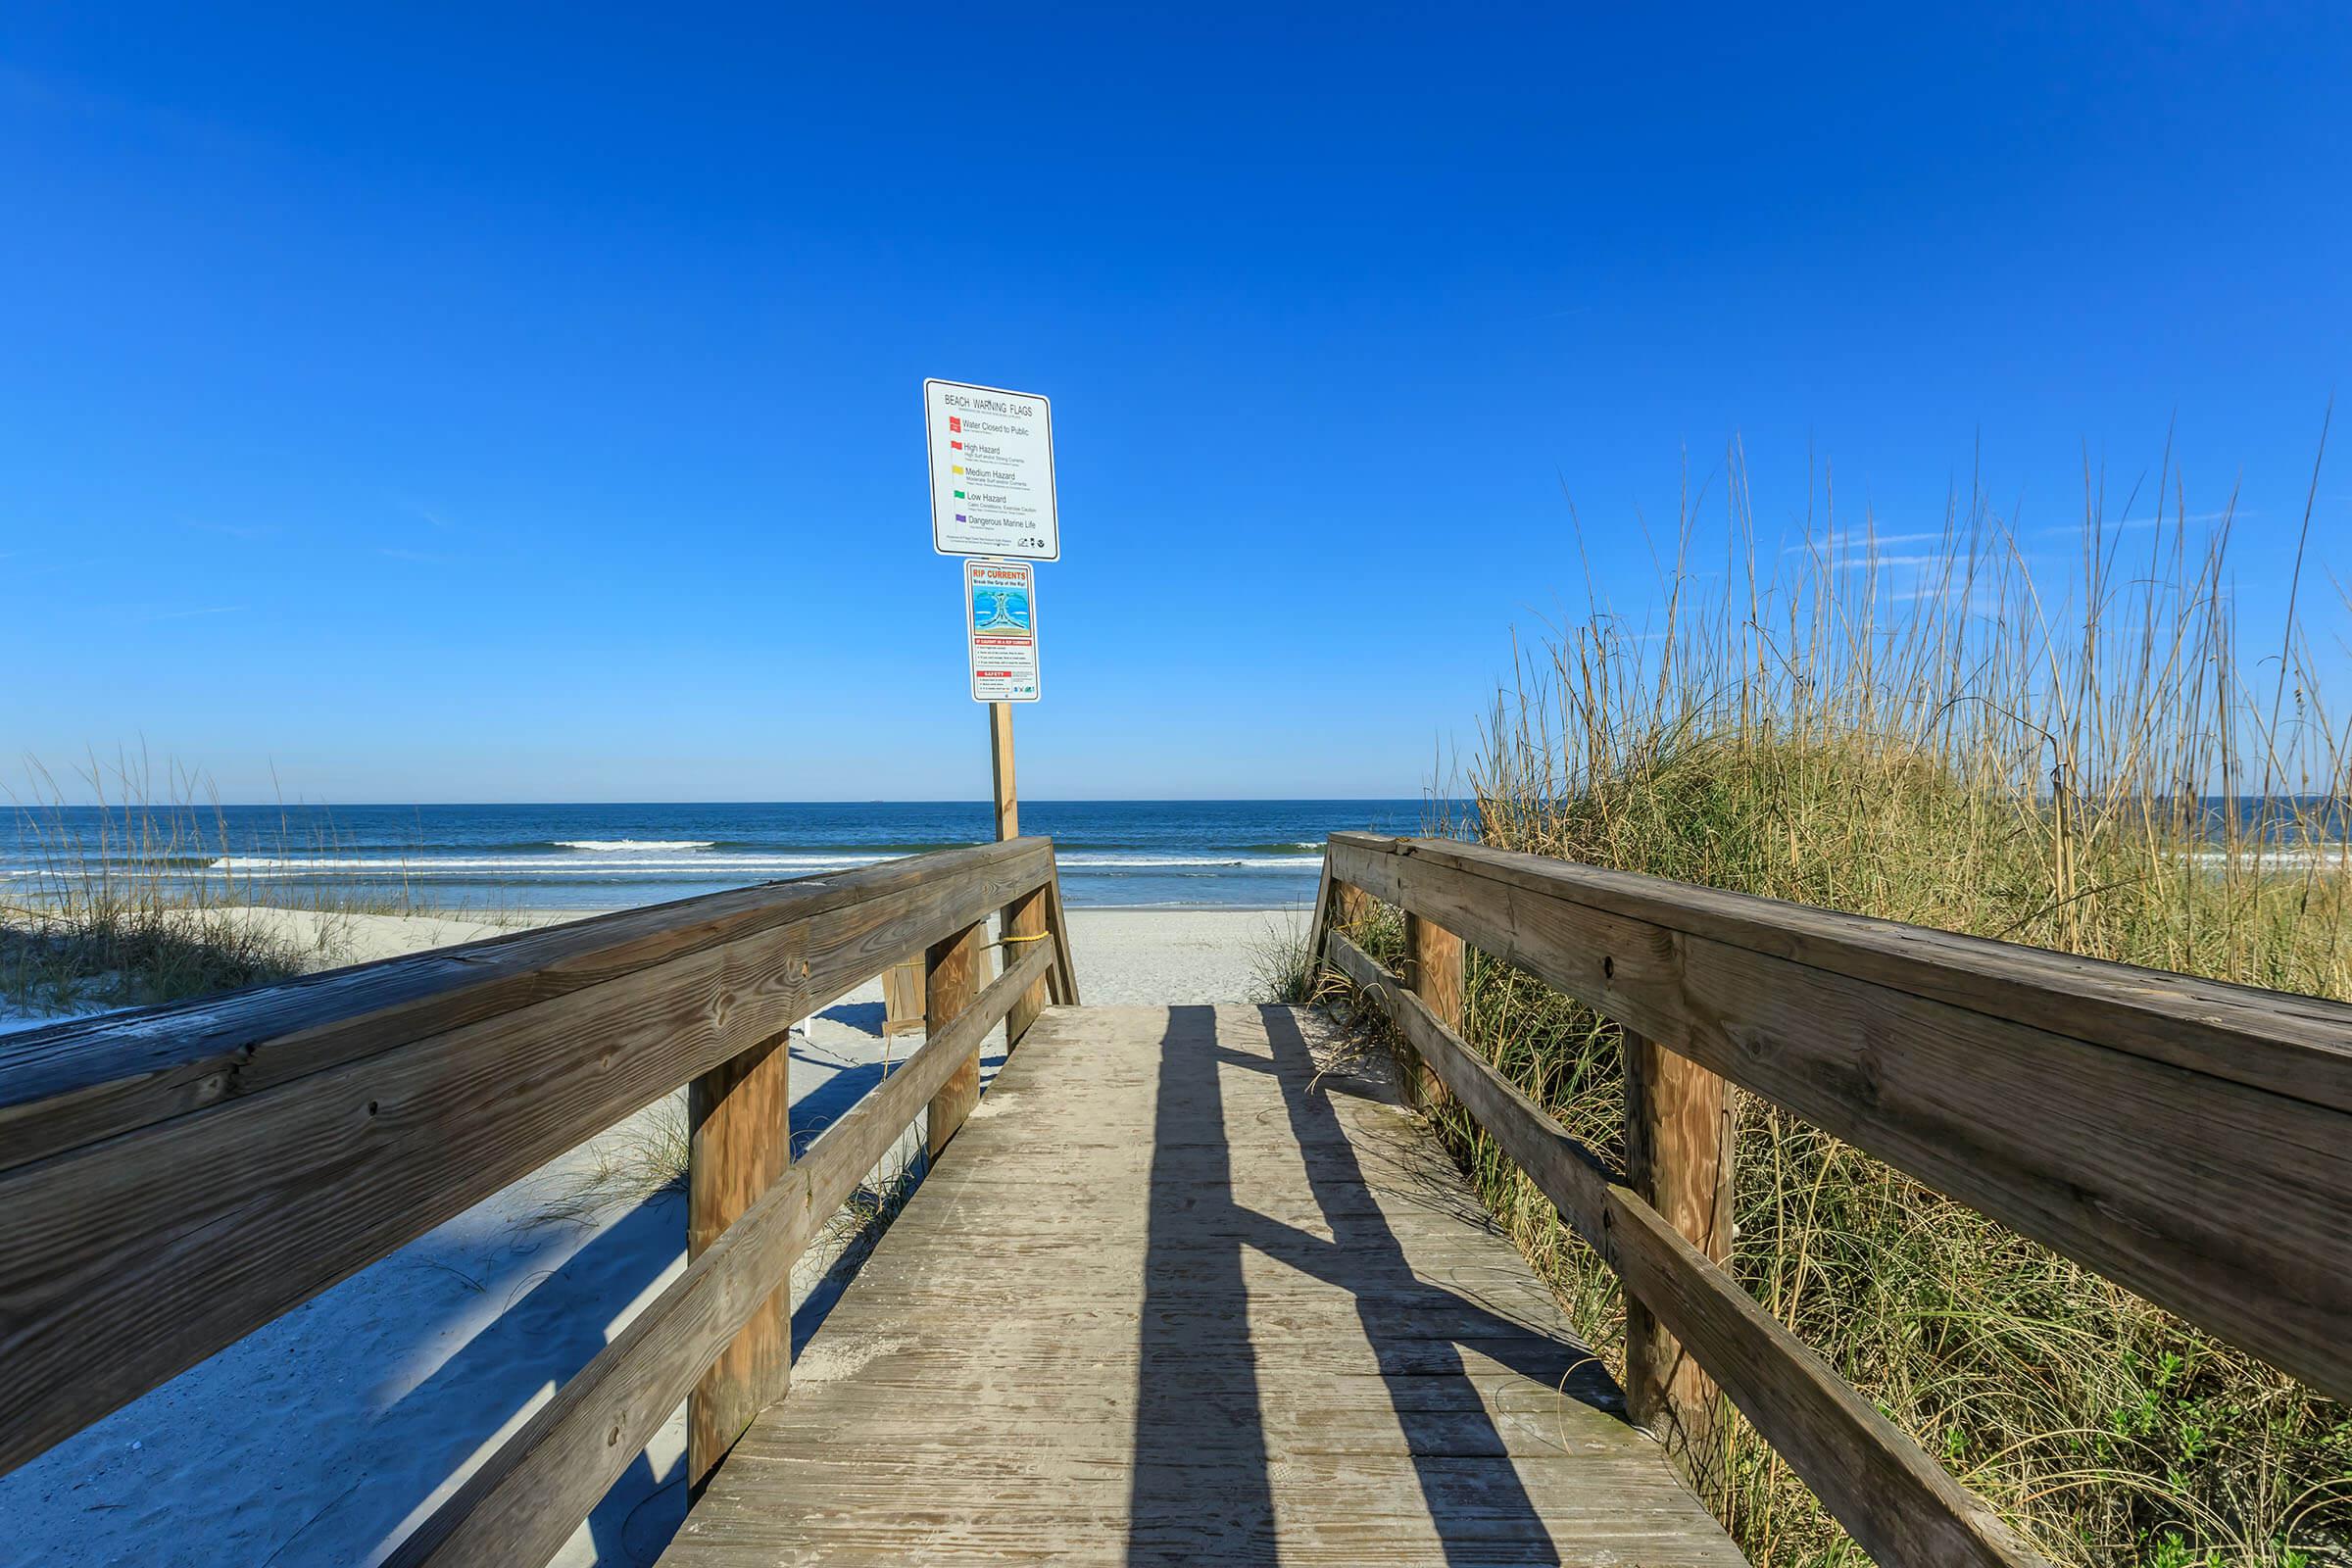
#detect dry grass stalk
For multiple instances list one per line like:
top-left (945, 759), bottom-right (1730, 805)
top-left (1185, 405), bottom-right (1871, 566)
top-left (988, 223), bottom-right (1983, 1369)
top-left (1405, 444), bottom-right (2348, 1565)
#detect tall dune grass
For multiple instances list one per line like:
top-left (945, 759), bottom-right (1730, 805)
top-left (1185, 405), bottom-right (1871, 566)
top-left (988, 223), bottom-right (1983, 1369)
top-left (1413, 448), bottom-right (2350, 1564)
top-left (1, 753), bottom-right (419, 1013)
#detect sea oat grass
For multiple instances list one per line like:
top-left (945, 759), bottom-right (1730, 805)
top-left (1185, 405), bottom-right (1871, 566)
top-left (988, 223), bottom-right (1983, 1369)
top-left (1373, 450), bottom-right (2350, 1564)
top-left (2, 753), bottom-right (441, 1016)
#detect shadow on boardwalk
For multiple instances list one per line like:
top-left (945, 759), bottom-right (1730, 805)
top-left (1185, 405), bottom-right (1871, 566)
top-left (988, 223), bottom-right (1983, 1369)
top-left (1126, 1004), bottom-right (1621, 1566)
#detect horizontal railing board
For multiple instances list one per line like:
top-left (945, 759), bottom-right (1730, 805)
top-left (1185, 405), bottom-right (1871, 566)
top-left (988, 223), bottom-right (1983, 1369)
top-left (1329, 834), bottom-right (2352, 1405)
top-left (0, 839), bottom-right (1055, 1173)
top-left (0, 842), bottom-right (1054, 1478)
top-left (386, 938), bottom-right (1060, 1568)
top-left (1327, 933), bottom-right (2053, 1568)
top-left (1323, 932), bottom-right (1616, 1241)
top-left (1603, 1190), bottom-right (2048, 1568)
top-left (1330, 833), bottom-right (2352, 1112)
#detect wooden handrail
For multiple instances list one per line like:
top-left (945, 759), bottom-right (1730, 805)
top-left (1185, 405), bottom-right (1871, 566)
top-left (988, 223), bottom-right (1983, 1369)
top-left (1314, 832), bottom-right (2352, 1568)
top-left (1326, 934), bottom-right (2046, 1568)
top-left (1323, 832), bottom-right (2352, 1399)
top-left (0, 838), bottom-right (1072, 1482)
top-left (386, 937), bottom-right (1060, 1567)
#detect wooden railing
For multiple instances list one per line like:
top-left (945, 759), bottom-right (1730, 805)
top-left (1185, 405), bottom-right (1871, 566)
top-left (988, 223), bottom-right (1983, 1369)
top-left (0, 838), bottom-right (1079, 1567)
top-left (1308, 831), bottom-right (2352, 1568)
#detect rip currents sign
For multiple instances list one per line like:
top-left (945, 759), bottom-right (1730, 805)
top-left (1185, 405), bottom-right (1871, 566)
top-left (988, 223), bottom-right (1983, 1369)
top-left (964, 558), bottom-right (1039, 703)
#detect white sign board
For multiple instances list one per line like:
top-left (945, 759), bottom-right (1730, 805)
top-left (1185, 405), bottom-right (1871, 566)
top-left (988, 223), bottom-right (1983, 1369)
top-left (926, 378), bottom-right (1058, 561)
top-left (965, 558), bottom-right (1039, 702)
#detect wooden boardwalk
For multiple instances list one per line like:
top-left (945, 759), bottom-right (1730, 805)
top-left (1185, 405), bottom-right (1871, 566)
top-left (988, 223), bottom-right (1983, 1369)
top-left (13, 834), bottom-right (2339, 1567)
top-left (662, 1004), bottom-right (1740, 1566)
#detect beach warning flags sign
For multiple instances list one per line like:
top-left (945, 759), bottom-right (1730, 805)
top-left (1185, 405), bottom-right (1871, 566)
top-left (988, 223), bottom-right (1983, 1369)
top-left (925, 378), bottom-right (1057, 561)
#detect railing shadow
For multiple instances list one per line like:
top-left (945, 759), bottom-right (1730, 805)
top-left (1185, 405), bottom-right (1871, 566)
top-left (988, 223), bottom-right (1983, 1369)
top-left (271, 1188), bottom-right (693, 1567)
top-left (327, 1023), bottom-right (1003, 1566)
top-left (1127, 1004), bottom-right (1608, 1565)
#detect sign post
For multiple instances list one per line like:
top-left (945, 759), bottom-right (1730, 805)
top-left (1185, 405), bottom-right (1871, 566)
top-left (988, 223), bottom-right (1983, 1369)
top-left (990, 700), bottom-right (1017, 841)
top-left (916, 378), bottom-right (1060, 1041)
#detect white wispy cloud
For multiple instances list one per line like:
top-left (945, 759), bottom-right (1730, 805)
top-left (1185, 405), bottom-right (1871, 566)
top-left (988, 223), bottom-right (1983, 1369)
top-left (1780, 530), bottom-right (1955, 555)
top-left (1890, 583), bottom-right (2011, 611)
top-left (1825, 553), bottom-right (1956, 569)
top-left (2034, 509), bottom-right (2243, 537)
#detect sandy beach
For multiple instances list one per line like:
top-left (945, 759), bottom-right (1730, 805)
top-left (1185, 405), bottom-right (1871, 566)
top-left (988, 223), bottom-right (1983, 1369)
top-left (221, 903), bottom-right (1313, 1005)
top-left (1, 901), bottom-right (1307, 1567)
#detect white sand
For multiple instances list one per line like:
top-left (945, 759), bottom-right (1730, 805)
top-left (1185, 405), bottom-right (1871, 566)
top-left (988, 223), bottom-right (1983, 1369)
top-left (1058, 906), bottom-right (1306, 1004)
top-left (2, 901), bottom-right (1305, 1567)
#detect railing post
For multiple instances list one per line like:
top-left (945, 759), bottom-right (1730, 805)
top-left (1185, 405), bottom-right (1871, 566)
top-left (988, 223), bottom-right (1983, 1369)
top-left (925, 919), bottom-right (987, 1155)
top-left (1304, 856), bottom-right (1338, 981)
top-left (1621, 1027), bottom-right (1736, 1484)
top-left (1044, 867), bottom-right (1082, 1005)
top-left (1399, 912), bottom-right (1463, 1110)
top-left (685, 1032), bottom-right (793, 1491)
top-left (881, 957), bottom-right (925, 1038)
top-left (1306, 848), bottom-right (1371, 990)
top-left (988, 705), bottom-right (1052, 1044)
top-left (1001, 886), bottom-right (1051, 1046)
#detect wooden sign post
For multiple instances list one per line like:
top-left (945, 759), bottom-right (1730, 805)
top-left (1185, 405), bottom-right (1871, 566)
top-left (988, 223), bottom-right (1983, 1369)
top-left (993, 701), bottom-right (1052, 1045)
top-left (991, 700), bottom-right (1018, 839)
top-left (922, 376), bottom-right (1059, 1046)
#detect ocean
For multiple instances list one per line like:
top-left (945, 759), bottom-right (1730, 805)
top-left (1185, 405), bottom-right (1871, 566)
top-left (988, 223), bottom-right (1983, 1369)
top-left (2, 800), bottom-right (1439, 912)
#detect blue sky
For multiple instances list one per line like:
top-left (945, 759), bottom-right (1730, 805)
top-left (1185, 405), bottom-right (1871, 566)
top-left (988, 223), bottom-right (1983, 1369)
top-left (4, 6), bottom-right (2347, 803)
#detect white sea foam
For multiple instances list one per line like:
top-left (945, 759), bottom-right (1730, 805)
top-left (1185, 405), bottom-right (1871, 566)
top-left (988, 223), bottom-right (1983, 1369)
top-left (194, 849), bottom-right (1325, 876)
top-left (554, 839), bottom-right (715, 852)
top-left (2182, 845), bottom-right (2352, 870)
top-left (206, 853), bottom-right (878, 875)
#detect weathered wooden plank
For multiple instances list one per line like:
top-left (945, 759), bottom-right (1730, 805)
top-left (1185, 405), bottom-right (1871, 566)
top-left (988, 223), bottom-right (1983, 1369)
top-left (1044, 870), bottom-right (1081, 1006)
top-left (1304, 852), bottom-right (1339, 991)
top-left (0, 839), bottom-right (1054, 1172)
top-left (1329, 833), bottom-right (2352, 1402)
top-left (1324, 934), bottom-right (1613, 1239)
top-left (685, 1032), bottom-right (792, 1491)
top-left (989, 701), bottom-right (1019, 840)
top-left (718, 1402), bottom-right (1609, 1461)
top-left (792, 1329), bottom-right (1614, 1386)
top-left (664, 1004), bottom-right (1741, 1568)
top-left (1332, 832), bottom-right (2352, 1109)
top-left (1002, 886), bottom-right (1051, 1046)
top-left (988, 703), bottom-right (1051, 1041)
top-left (1330, 934), bottom-right (2052, 1568)
top-left (880, 958), bottom-right (924, 1038)
top-left (924, 919), bottom-right (987, 1155)
top-left (384, 939), bottom-right (1058, 1568)
top-left (1604, 1192), bottom-right (2047, 1568)
top-left (1401, 908), bottom-right (1464, 1110)
top-left (0, 843), bottom-right (1054, 1478)
top-left (1621, 1027), bottom-right (1734, 1478)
